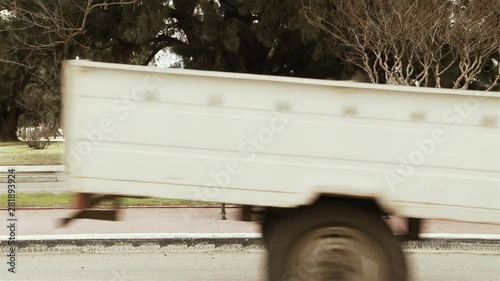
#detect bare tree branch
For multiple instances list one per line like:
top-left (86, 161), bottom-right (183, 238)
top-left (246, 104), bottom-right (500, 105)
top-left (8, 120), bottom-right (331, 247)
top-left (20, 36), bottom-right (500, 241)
top-left (302, 0), bottom-right (500, 91)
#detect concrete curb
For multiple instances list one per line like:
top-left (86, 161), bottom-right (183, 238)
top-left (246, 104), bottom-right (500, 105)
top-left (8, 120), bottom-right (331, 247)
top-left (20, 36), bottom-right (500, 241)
top-left (0, 173), bottom-right (66, 183)
top-left (1, 233), bottom-right (499, 255)
top-left (0, 165), bottom-right (64, 173)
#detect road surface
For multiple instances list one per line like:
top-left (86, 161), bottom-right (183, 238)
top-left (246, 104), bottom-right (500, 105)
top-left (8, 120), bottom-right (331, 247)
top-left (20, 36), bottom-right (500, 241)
top-left (2, 208), bottom-right (499, 237)
top-left (0, 181), bottom-right (68, 194)
top-left (1, 251), bottom-right (499, 281)
top-left (0, 172), bottom-right (68, 194)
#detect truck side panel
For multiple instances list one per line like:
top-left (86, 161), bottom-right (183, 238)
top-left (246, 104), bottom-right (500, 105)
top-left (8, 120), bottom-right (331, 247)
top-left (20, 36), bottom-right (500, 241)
top-left (63, 61), bottom-right (500, 224)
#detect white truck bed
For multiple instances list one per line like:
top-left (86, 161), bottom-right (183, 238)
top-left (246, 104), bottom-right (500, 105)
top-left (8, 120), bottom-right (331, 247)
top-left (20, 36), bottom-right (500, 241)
top-left (63, 60), bottom-right (500, 224)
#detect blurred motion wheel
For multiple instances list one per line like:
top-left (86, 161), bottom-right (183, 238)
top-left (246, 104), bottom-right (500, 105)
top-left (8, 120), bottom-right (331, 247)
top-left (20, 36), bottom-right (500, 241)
top-left (266, 203), bottom-right (407, 281)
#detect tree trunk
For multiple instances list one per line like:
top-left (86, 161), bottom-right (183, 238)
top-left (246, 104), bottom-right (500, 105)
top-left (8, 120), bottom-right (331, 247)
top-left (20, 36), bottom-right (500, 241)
top-left (0, 108), bottom-right (21, 142)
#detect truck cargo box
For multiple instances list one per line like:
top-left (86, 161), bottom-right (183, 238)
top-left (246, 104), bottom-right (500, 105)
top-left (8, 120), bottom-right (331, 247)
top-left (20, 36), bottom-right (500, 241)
top-left (63, 60), bottom-right (500, 224)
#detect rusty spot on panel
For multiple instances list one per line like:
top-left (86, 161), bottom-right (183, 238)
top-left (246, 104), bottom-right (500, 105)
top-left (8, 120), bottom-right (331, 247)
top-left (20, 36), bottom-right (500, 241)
top-left (481, 115), bottom-right (497, 127)
top-left (275, 101), bottom-right (290, 113)
top-left (410, 112), bottom-right (426, 121)
top-left (207, 95), bottom-right (223, 106)
top-left (145, 90), bottom-right (159, 102)
top-left (343, 106), bottom-right (358, 116)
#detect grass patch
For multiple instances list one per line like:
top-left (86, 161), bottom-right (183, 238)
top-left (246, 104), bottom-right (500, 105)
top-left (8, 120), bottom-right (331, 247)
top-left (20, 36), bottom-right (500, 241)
top-left (0, 141), bottom-right (64, 166)
top-left (0, 193), bottom-right (71, 208)
top-left (0, 193), bottom-right (220, 208)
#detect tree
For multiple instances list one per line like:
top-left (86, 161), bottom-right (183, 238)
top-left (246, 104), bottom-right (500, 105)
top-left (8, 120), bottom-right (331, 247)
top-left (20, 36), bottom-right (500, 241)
top-left (139, 0), bottom-right (348, 78)
top-left (0, 0), bottom-right (352, 142)
top-left (0, 0), bottom-right (139, 141)
top-left (302, 0), bottom-right (500, 90)
top-left (237, 0), bottom-right (348, 78)
top-left (0, 8), bottom-right (31, 141)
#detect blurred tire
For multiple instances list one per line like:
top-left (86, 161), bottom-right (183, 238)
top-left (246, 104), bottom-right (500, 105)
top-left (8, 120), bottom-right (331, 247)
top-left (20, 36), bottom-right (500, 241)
top-left (266, 202), bottom-right (407, 281)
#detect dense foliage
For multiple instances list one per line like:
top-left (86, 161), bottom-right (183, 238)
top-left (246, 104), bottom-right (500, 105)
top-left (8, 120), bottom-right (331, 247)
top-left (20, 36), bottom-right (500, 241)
top-left (0, 0), bottom-right (498, 141)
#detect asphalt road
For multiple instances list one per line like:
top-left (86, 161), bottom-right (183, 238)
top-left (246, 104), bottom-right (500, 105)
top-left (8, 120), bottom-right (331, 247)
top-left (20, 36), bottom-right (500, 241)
top-left (0, 173), bottom-right (68, 194)
top-left (0, 181), bottom-right (68, 194)
top-left (1, 251), bottom-right (499, 281)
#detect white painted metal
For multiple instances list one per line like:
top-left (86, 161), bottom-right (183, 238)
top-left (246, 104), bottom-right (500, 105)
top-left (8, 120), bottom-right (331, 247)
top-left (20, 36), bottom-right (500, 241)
top-left (62, 60), bottom-right (500, 224)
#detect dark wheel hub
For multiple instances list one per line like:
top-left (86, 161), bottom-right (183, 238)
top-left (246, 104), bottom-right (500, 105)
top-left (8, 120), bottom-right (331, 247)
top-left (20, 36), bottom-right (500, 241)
top-left (285, 227), bottom-right (389, 281)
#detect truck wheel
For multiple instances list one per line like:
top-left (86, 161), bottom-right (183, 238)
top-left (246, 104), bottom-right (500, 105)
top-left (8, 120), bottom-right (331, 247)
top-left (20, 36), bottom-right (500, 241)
top-left (261, 209), bottom-right (281, 249)
top-left (266, 203), bottom-right (407, 281)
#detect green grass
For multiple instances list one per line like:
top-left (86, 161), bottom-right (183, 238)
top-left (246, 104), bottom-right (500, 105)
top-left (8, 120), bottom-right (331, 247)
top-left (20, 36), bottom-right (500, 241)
top-left (0, 141), bottom-right (64, 166)
top-left (0, 193), bottom-right (221, 208)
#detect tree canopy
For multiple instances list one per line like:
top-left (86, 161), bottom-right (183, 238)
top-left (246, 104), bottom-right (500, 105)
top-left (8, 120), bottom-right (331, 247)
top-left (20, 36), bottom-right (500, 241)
top-left (303, 0), bottom-right (500, 89)
top-left (0, 0), bottom-right (498, 141)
